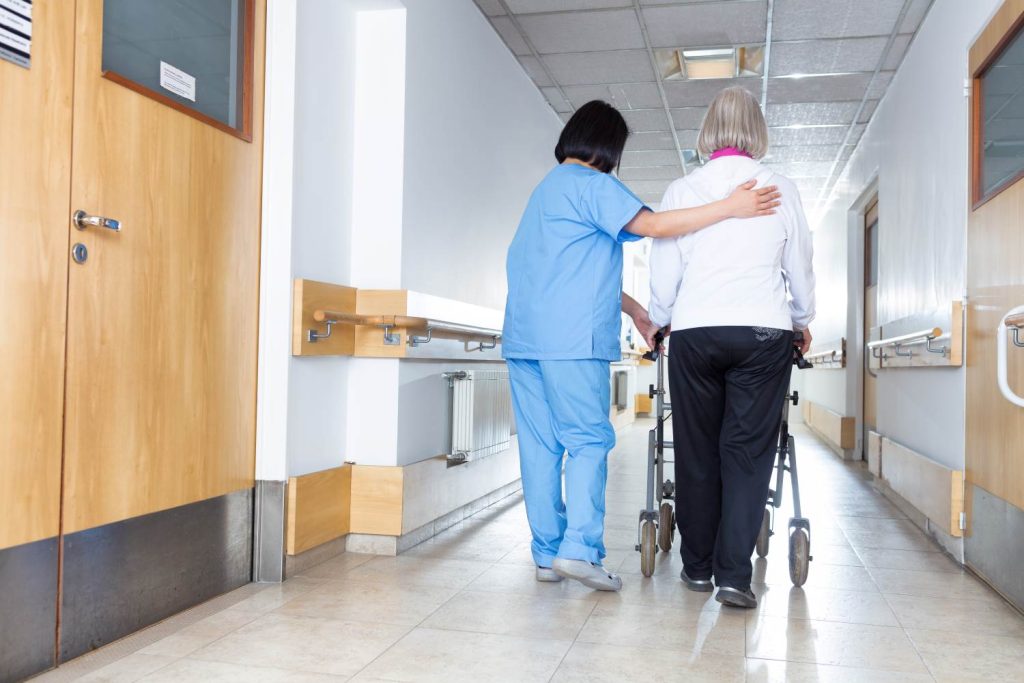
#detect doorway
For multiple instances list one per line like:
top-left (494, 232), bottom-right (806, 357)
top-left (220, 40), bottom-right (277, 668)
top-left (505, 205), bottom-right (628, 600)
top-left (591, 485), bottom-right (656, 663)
top-left (0, 1), bottom-right (266, 678)
top-left (862, 195), bottom-right (879, 458)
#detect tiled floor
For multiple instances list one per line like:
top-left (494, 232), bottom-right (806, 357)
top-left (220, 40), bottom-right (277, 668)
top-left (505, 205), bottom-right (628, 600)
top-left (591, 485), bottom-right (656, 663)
top-left (36, 423), bottom-right (1024, 682)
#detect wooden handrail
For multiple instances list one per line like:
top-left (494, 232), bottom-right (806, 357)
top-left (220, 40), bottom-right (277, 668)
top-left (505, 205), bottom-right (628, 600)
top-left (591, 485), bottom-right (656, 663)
top-left (312, 309), bottom-right (502, 343)
top-left (1005, 313), bottom-right (1024, 329)
top-left (867, 327), bottom-right (943, 350)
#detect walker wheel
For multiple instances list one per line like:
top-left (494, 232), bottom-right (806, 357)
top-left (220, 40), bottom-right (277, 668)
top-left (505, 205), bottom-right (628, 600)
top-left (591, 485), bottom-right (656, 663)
top-left (658, 502), bottom-right (674, 552)
top-left (755, 508), bottom-right (771, 558)
top-left (640, 521), bottom-right (657, 577)
top-left (789, 528), bottom-right (811, 586)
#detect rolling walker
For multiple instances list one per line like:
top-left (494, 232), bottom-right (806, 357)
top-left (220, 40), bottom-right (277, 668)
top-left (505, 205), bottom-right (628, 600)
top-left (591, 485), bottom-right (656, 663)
top-left (636, 335), bottom-right (814, 586)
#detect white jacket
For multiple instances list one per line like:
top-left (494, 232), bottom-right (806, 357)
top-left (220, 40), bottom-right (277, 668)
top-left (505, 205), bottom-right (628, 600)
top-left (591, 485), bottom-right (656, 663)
top-left (648, 156), bottom-right (815, 332)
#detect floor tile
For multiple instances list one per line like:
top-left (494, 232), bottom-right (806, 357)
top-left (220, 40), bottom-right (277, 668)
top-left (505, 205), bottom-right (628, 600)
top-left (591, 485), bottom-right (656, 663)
top-left (275, 579), bottom-right (458, 626)
top-left (463, 562), bottom-right (603, 602)
top-left (352, 627), bottom-right (571, 682)
top-left (906, 627), bottom-right (1024, 682)
top-left (887, 592), bottom-right (1024, 636)
top-left (339, 555), bottom-right (492, 589)
top-left (753, 584), bottom-right (898, 626)
top-left (753, 557), bottom-right (879, 592)
top-left (420, 589), bottom-right (595, 640)
top-left (746, 615), bottom-right (929, 674)
top-left (551, 641), bottom-right (745, 682)
top-left (221, 577), bottom-right (327, 614)
top-left (866, 567), bottom-right (999, 601)
top-left (745, 658), bottom-right (934, 682)
top-left (576, 601), bottom-right (746, 656)
top-left (854, 547), bottom-right (960, 573)
top-left (139, 609), bottom-right (262, 657)
top-left (78, 654), bottom-right (177, 682)
top-left (138, 658), bottom-right (346, 682)
top-left (190, 612), bottom-right (408, 677)
top-left (298, 553), bottom-right (377, 580)
top-left (844, 529), bottom-right (939, 553)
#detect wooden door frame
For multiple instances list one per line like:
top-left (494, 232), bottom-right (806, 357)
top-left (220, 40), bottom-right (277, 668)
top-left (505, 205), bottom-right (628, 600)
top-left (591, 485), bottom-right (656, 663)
top-left (847, 177), bottom-right (879, 461)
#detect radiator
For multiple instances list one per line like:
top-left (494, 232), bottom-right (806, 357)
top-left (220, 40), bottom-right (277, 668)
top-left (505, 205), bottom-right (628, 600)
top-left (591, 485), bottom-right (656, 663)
top-left (447, 370), bottom-right (513, 463)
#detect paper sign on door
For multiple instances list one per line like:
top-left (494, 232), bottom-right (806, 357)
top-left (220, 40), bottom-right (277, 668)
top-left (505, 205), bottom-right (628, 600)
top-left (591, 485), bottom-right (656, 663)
top-left (0, 0), bottom-right (31, 69)
top-left (159, 61), bottom-right (197, 102)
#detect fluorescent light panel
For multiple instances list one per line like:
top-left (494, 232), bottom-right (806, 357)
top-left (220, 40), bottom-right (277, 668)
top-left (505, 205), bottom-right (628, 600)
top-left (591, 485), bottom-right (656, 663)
top-left (657, 45), bottom-right (765, 81)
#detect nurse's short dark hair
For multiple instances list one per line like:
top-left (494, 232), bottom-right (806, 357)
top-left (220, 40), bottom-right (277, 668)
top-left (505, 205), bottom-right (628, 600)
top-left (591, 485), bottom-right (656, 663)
top-left (554, 100), bottom-right (629, 173)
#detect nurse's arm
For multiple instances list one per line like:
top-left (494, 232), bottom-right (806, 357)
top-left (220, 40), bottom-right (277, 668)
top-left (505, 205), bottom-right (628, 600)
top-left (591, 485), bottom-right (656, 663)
top-left (625, 180), bottom-right (781, 238)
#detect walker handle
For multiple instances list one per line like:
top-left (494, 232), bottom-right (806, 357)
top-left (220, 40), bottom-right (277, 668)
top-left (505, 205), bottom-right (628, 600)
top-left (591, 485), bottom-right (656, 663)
top-left (642, 328), bottom-right (668, 361)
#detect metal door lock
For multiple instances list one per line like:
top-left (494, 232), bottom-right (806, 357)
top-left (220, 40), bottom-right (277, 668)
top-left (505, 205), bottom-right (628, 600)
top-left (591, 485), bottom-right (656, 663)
top-left (72, 243), bottom-right (88, 264)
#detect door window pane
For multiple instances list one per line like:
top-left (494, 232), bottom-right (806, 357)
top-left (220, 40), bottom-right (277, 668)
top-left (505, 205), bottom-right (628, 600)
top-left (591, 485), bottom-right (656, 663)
top-left (978, 23), bottom-right (1024, 200)
top-left (102, 0), bottom-right (251, 137)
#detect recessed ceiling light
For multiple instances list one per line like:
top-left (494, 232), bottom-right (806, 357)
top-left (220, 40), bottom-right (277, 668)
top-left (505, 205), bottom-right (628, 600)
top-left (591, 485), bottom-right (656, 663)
top-left (656, 45), bottom-right (764, 81)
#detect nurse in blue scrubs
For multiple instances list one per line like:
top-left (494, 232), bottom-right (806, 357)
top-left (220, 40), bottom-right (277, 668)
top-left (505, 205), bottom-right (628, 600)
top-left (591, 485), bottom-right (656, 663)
top-left (502, 100), bottom-right (781, 591)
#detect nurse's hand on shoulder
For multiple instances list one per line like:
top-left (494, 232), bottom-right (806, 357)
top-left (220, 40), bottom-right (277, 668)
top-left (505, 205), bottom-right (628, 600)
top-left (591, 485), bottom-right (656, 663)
top-left (727, 179), bottom-right (781, 218)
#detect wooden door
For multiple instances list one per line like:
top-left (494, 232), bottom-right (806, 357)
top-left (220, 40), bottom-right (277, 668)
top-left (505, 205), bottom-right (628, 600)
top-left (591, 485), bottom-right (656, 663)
top-left (965, 0), bottom-right (1024, 608)
top-left (60, 0), bottom-right (265, 536)
top-left (863, 197), bottom-right (879, 455)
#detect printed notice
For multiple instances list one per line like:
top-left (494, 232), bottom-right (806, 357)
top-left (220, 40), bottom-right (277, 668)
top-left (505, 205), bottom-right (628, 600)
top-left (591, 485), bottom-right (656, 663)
top-left (0, 0), bottom-right (29, 70)
top-left (159, 61), bottom-right (196, 102)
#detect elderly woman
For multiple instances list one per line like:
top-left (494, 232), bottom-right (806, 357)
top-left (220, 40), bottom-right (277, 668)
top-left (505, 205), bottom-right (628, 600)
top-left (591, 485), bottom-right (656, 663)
top-left (648, 87), bottom-right (816, 608)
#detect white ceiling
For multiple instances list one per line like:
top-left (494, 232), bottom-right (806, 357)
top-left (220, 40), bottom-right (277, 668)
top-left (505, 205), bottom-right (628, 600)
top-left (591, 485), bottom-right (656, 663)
top-left (474, 0), bottom-right (933, 214)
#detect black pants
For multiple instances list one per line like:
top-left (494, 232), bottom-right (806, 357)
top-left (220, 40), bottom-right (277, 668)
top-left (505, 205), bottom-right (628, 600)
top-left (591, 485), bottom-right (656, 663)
top-left (668, 326), bottom-right (794, 589)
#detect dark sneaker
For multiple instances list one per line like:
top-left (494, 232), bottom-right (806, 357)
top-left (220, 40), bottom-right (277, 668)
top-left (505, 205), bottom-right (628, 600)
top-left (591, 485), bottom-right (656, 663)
top-left (715, 585), bottom-right (757, 609)
top-left (680, 568), bottom-right (714, 592)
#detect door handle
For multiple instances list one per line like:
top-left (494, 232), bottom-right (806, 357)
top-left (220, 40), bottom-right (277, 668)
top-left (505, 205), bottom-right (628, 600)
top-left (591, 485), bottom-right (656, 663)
top-left (997, 305), bottom-right (1024, 408)
top-left (73, 209), bottom-right (122, 232)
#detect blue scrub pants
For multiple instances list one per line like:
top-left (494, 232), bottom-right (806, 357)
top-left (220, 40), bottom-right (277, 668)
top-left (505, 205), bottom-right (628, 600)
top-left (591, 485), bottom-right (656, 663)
top-left (507, 358), bottom-right (616, 568)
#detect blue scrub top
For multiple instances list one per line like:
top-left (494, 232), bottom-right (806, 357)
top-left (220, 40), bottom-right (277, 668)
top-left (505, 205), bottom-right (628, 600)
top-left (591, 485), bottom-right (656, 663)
top-left (503, 163), bottom-right (647, 361)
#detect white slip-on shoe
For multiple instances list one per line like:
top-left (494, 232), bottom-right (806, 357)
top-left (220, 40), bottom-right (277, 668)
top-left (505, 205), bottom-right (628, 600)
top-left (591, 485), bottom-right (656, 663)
top-left (536, 566), bottom-right (564, 583)
top-left (551, 558), bottom-right (623, 591)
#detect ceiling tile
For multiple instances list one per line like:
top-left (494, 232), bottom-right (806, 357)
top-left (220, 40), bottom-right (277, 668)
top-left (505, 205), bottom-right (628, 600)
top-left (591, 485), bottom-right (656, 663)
top-left (663, 77), bottom-right (761, 107)
top-left (541, 86), bottom-right (574, 113)
top-left (625, 179), bottom-right (675, 196)
top-left (791, 177), bottom-right (828, 194)
top-left (883, 34), bottom-right (912, 71)
top-left (643, 2), bottom-right (768, 48)
top-left (761, 160), bottom-right (835, 177)
top-left (773, 0), bottom-right (905, 40)
top-left (764, 144), bottom-right (842, 163)
top-left (626, 131), bottom-right (678, 151)
top-left (676, 129), bottom-right (699, 148)
top-left (619, 165), bottom-right (684, 181)
top-left (559, 112), bottom-right (573, 123)
top-left (621, 150), bottom-right (681, 167)
top-left (563, 82), bottom-right (663, 109)
top-left (490, 16), bottom-right (531, 55)
top-left (506, 0), bottom-right (632, 12)
top-left (769, 37), bottom-right (888, 77)
top-left (543, 50), bottom-right (655, 85)
top-left (670, 107), bottom-right (708, 129)
top-left (767, 102), bottom-right (859, 126)
top-left (621, 108), bottom-right (672, 132)
top-left (518, 9), bottom-right (644, 53)
top-left (770, 125), bottom-right (850, 146)
top-left (899, 0), bottom-right (933, 34)
top-left (519, 56), bottom-right (553, 86)
top-left (866, 71), bottom-right (895, 98)
top-left (847, 123), bottom-right (867, 145)
top-left (767, 73), bottom-right (872, 103)
top-left (474, 0), bottom-right (505, 17)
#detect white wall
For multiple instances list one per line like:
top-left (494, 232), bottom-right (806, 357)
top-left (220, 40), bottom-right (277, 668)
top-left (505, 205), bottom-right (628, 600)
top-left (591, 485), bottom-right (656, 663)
top-left (264, 0), bottom-right (562, 477)
top-left (400, 0), bottom-right (562, 310)
top-left (806, 0), bottom-right (1001, 470)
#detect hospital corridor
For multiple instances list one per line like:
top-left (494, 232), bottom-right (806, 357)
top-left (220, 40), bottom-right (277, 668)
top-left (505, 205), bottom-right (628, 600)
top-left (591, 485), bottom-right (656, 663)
top-left (3, 0), bottom-right (1024, 681)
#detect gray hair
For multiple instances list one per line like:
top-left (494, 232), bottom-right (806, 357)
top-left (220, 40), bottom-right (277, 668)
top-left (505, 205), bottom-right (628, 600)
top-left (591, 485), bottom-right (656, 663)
top-left (697, 87), bottom-right (769, 160)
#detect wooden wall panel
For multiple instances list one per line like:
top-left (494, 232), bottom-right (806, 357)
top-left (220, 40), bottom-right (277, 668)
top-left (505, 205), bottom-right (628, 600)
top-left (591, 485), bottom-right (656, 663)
top-left (350, 465), bottom-right (404, 536)
top-left (0, 1), bottom-right (76, 550)
top-left (286, 466), bottom-right (351, 555)
top-left (882, 438), bottom-right (963, 537)
top-left (867, 430), bottom-right (882, 477)
top-left (804, 401), bottom-right (855, 452)
top-left (292, 279), bottom-right (357, 356)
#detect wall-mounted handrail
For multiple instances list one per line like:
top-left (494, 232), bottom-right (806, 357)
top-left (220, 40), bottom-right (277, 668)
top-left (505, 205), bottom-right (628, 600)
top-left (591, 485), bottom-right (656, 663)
top-left (997, 305), bottom-right (1024, 408)
top-left (805, 348), bottom-right (841, 364)
top-left (867, 327), bottom-right (942, 359)
top-left (310, 309), bottom-right (502, 349)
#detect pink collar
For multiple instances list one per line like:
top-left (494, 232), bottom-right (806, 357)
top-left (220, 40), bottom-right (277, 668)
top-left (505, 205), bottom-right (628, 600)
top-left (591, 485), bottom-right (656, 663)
top-left (710, 147), bottom-right (753, 160)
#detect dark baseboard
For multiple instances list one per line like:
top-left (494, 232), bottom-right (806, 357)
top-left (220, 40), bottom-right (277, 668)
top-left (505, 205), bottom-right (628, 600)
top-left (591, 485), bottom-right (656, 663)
top-left (59, 489), bottom-right (254, 662)
top-left (0, 537), bottom-right (58, 683)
